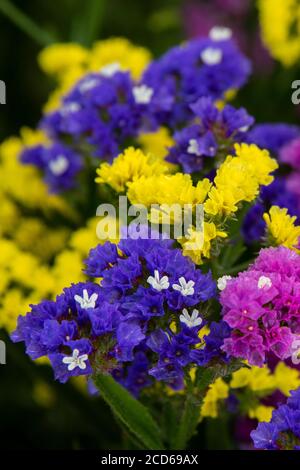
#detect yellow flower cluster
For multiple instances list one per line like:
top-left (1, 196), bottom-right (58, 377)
top-left (183, 144), bottom-right (277, 263)
top-left (258, 0), bottom-right (300, 66)
top-left (96, 147), bottom-right (170, 193)
top-left (201, 362), bottom-right (300, 421)
top-left (204, 144), bottom-right (278, 217)
top-left (264, 206), bottom-right (300, 252)
top-left (38, 38), bottom-right (152, 111)
top-left (201, 378), bottom-right (229, 418)
top-left (0, 239), bottom-right (55, 332)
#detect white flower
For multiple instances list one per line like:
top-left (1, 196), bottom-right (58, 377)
top-left (60, 102), bottom-right (80, 116)
top-left (238, 125), bottom-right (250, 133)
top-left (172, 277), bottom-right (195, 296)
top-left (209, 26), bottom-right (232, 41)
top-left (133, 85), bottom-right (154, 104)
top-left (291, 339), bottom-right (300, 365)
top-left (74, 289), bottom-right (98, 309)
top-left (147, 270), bottom-right (170, 291)
top-left (79, 78), bottom-right (99, 93)
top-left (48, 155), bottom-right (69, 176)
top-left (100, 62), bottom-right (121, 77)
top-left (257, 276), bottom-right (272, 289)
top-left (217, 275), bottom-right (232, 291)
top-left (201, 47), bottom-right (223, 65)
top-left (62, 349), bottom-right (88, 371)
top-left (187, 139), bottom-right (201, 156)
top-left (180, 308), bottom-right (202, 328)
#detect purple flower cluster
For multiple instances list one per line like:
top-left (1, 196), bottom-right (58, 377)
top-left (251, 388), bottom-right (300, 450)
top-left (12, 231), bottom-right (220, 394)
top-left (167, 97), bottom-right (254, 173)
top-left (20, 71), bottom-right (156, 192)
top-left (143, 37), bottom-right (251, 128)
top-left (21, 142), bottom-right (83, 193)
top-left (220, 246), bottom-right (300, 366)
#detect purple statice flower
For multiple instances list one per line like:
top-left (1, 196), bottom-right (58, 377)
top-left (280, 137), bottom-right (300, 170)
top-left (247, 123), bottom-right (300, 155)
top-left (12, 229), bottom-right (218, 393)
top-left (251, 388), bottom-right (300, 450)
top-left (21, 142), bottom-right (83, 193)
top-left (142, 37), bottom-right (251, 129)
top-left (220, 247), bottom-right (300, 366)
top-left (167, 97), bottom-right (254, 173)
top-left (41, 71), bottom-right (157, 161)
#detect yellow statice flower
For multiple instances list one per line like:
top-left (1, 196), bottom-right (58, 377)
top-left (51, 250), bottom-right (87, 293)
top-left (0, 289), bottom-right (37, 333)
top-left (234, 143), bottom-right (278, 187)
top-left (38, 43), bottom-right (89, 77)
top-left (258, 0), bottom-right (300, 66)
top-left (127, 173), bottom-right (211, 208)
top-left (248, 405), bottom-right (274, 422)
top-left (0, 134), bottom-right (72, 215)
top-left (204, 144), bottom-right (277, 217)
top-left (201, 378), bottom-right (229, 418)
top-left (264, 206), bottom-right (300, 251)
top-left (138, 127), bottom-right (175, 160)
top-left (230, 366), bottom-right (276, 394)
top-left (14, 218), bottom-right (69, 262)
top-left (88, 37), bottom-right (151, 80)
top-left (274, 362), bottom-right (300, 396)
top-left (179, 222), bottom-right (227, 265)
top-left (96, 147), bottom-right (169, 192)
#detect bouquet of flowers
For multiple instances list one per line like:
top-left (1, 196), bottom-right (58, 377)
top-left (3, 25), bottom-right (300, 450)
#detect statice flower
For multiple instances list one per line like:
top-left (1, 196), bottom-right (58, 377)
top-left (21, 142), bottom-right (83, 193)
top-left (167, 97), bottom-right (254, 173)
top-left (142, 37), bottom-right (251, 128)
top-left (220, 246), bottom-right (300, 366)
top-left (251, 388), bottom-right (300, 450)
top-left (20, 70), bottom-right (158, 192)
top-left (242, 177), bottom-right (300, 244)
top-left (242, 124), bottom-right (300, 244)
top-left (247, 123), bottom-right (300, 155)
top-left (12, 229), bottom-right (218, 393)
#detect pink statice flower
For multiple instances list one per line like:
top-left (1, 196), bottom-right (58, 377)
top-left (220, 247), bottom-right (300, 366)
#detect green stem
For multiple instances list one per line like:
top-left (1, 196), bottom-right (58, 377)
top-left (0, 0), bottom-right (55, 46)
top-left (172, 393), bottom-right (199, 450)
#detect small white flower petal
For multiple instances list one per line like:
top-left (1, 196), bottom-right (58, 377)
top-left (217, 275), bottom-right (232, 291)
top-left (133, 85), bottom-right (154, 104)
top-left (201, 47), bottom-right (223, 65)
top-left (258, 276), bottom-right (272, 289)
top-left (49, 155), bottom-right (69, 176)
top-left (209, 26), bottom-right (232, 41)
top-left (100, 62), bottom-right (121, 77)
top-left (187, 139), bottom-right (201, 156)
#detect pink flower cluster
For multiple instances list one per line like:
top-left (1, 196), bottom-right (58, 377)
top-left (220, 246), bottom-right (300, 366)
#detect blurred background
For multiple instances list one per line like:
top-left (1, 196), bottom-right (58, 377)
top-left (0, 0), bottom-right (299, 449)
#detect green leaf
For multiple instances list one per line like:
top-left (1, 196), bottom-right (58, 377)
top-left (93, 373), bottom-right (164, 450)
top-left (0, 0), bottom-right (56, 46)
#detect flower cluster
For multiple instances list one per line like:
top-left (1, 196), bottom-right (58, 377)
top-left (251, 387), bottom-right (300, 450)
top-left (142, 34), bottom-right (251, 128)
top-left (258, 0), bottom-right (300, 66)
top-left (20, 33), bottom-right (250, 193)
top-left (166, 97), bottom-right (254, 173)
top-left (12, 231), bottom-right (222, 392)
top-left (220, 246), bottom-right (300, 366)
